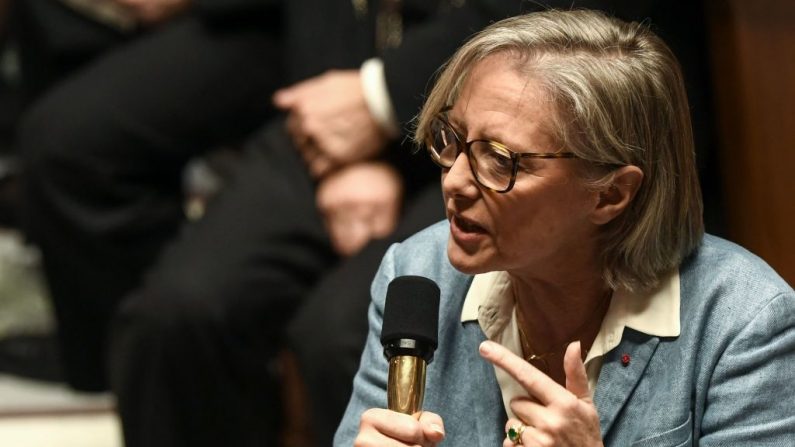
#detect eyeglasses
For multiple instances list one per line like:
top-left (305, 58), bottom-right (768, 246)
top-left (426, 112), bottom-right (578, 193)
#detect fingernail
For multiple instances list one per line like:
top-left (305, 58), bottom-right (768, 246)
top-left (430, 423), bottom-right (445, 435)
top-left (479, 341), bottom-right (492, 355)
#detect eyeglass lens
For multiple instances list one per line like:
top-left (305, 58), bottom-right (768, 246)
top-left (429, 117), bottom-right (514, 191)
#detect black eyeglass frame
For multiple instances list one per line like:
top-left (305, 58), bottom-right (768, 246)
top-left (426, 109), bottom-right (579, 193)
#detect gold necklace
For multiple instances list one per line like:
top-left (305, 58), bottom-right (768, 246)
top-left (514, 289), bottom-right (612, 373)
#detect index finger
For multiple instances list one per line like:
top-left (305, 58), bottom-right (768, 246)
top-left (479, 340), bottom-right (567, 405)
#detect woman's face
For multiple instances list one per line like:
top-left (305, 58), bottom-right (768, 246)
top-left (442, 54), bottom-right (602, 279)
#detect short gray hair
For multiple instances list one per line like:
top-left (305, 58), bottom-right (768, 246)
top-left (415, 9), bottom-right (704, 292)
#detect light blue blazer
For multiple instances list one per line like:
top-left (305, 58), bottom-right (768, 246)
top-left (334, 221), bottom-right (795, 446)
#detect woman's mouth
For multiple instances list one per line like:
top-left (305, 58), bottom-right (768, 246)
top-left (452, 215), bottom-right (486, 234)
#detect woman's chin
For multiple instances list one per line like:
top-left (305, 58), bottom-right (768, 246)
top-left (447, 242), bottom-right (492, 275)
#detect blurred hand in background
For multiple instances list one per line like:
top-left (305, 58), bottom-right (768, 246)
top-left (274, 69), bottom-right (389, 178)
top-left (115, 0), bottom-right (192, 25)
top-left (316, 162), bottom-right (402, 256)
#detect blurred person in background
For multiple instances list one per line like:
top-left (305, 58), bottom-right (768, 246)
top-left (14, 0), bottom-right (282, 390)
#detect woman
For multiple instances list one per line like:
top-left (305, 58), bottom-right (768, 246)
top-left (334, 10), bottom-right (795, 446)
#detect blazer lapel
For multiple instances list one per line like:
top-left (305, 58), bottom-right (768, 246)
top-left (593, 329), bottom-right (660, 436)
top-left (461, 321), bottom-right (506, 445)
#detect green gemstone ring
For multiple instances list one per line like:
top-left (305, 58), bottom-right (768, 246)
top-left (507, 424), bottom-right (526, 444)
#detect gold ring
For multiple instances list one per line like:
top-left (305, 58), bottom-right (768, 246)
top-left (507, 424), bottom-right (526, 445)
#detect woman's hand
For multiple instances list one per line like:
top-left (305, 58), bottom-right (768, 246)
top-left (354, 408), bottom-right (445, 447)
top-left (479, 340), bottom-right (603, 447)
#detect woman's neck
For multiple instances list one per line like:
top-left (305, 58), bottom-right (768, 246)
top-left (509, 271), bottom-right (612, 360)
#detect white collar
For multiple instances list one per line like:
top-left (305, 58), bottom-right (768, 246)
top-left (460, 270), bottom-right (681, 348)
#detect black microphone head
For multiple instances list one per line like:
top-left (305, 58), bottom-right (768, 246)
top-left (381, 276), bottom-right (440, 363)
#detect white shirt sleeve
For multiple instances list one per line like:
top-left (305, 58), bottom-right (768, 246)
top-left (360, 58), bottom-right (400, 138)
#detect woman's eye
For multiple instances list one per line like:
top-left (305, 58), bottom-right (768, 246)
top-left (518, 159), bottom-right (538, 173)
top-left (484, 151), bottom-right (512, 171)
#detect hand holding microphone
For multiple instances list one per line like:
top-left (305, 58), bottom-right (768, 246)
top-left (380, 275), bottom-right (440, 415)
top-left (355, 408), bottom-right (446, 447)
top-left (354, 276), bottom-right (445, 446)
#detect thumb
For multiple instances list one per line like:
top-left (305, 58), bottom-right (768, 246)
top-left (272, 87), bottom-right (297, 108)
top-left (418, 411), bottom-right (445, 444)
top-left (564, 341), bottom-right (590, 399)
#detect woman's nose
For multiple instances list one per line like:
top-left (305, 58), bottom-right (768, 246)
top-left (442, 152), bottom-right (478, 197)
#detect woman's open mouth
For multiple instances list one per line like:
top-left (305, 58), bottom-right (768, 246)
top-left (452, 215), bottom-right (486, 234)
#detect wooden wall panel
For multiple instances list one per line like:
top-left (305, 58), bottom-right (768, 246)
top-left (708, 0), bottom-right (795, 285)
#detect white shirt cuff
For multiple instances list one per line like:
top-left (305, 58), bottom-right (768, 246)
top-left (360, 58), bottom-right (400, 138)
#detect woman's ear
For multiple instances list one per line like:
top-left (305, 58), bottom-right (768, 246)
top-left (590, 166), bottom-right (644, 225)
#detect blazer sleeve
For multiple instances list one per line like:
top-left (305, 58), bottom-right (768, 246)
top-left (699, 291), bottom-right (795, 444)
top-left (333, 243), bottom-right (398, 445)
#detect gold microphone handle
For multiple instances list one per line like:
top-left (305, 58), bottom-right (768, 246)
top-left (387, 355), bottom-right (426, 415)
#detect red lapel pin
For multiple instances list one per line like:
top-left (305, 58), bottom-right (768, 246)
top-left (621, 353), bottom-right (631, 367)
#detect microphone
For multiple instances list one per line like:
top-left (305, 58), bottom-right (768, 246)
top-left (381, 276), bottom-right (440, 415)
